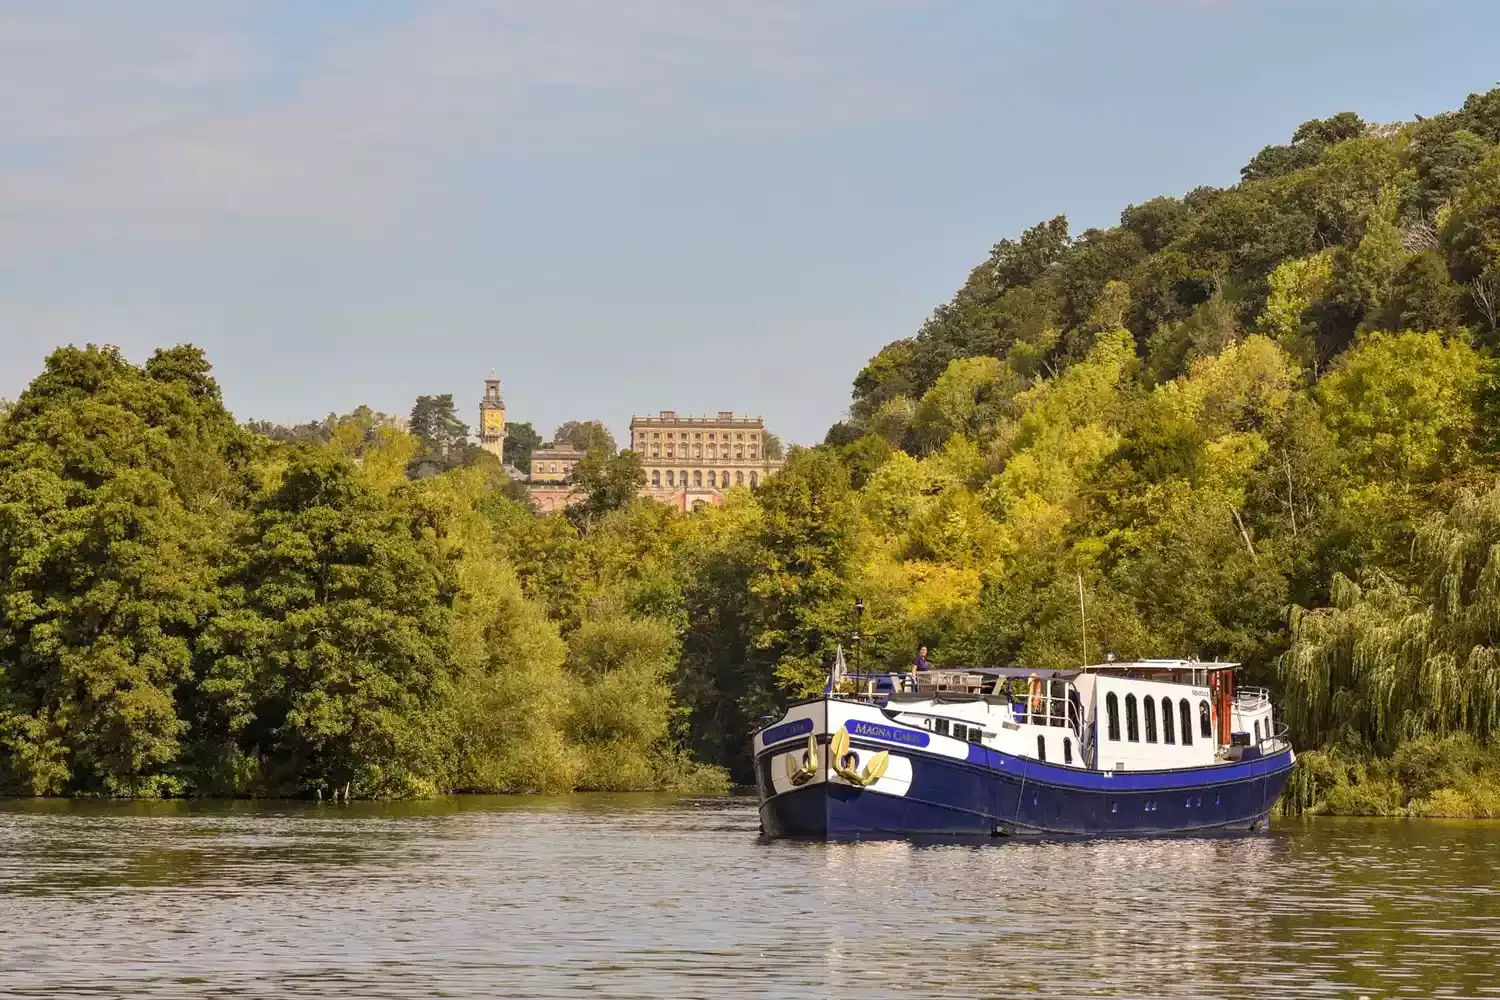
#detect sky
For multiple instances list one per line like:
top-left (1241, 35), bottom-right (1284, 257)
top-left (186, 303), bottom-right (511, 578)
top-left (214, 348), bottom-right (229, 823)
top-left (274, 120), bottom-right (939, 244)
top-left (2, 2), bottom-right (1499, 447)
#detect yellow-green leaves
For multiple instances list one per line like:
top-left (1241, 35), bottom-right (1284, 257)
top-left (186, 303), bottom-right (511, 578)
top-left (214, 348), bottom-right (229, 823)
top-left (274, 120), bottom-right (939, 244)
top-left (1317, 330), bottom-right (1482, 482)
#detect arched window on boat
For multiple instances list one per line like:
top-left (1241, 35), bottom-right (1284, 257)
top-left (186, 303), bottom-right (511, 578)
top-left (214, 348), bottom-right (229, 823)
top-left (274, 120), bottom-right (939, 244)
top-left (1254, 720), bottom-right (1261, 744)
top-left (1106, 692), bottom-right (1120, 742)
top-left (1125, 694), bottom-right (1140, 742)
top-left (1162, 699), bottom-right (1176, 744)
top-left (1063, 737), bottom-right (1073, 765)
top-left (1179, 699), bottom-right (1194, 746)
top-left (1199, 700), bottom-right (1212, 740)
top-left (1037, 734), bottom-right (1047, 762)
top-left (1144, 696), bottom-right (1158, 743)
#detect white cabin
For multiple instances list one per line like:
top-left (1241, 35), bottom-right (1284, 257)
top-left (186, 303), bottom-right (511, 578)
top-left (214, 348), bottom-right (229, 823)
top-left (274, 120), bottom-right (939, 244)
top-left (848, 660), bottom-right (1281, 773)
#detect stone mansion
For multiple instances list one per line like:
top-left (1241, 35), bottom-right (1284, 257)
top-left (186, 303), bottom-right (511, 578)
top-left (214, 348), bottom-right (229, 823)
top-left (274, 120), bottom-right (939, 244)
top-left (631, 410), bottom-right (784, 509)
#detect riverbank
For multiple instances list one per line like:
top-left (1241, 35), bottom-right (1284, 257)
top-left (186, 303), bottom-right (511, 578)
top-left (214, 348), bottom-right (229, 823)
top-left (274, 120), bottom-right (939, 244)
top-left (1283, 735), bottom-right (1500, 818)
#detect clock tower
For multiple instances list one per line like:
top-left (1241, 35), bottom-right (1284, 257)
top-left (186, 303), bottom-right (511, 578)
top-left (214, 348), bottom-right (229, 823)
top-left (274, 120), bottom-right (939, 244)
top-left (478, 372), bottom-right (507, 461)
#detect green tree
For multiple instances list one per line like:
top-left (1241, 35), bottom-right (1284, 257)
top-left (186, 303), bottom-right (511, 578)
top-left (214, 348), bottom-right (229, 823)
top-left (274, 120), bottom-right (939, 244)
top-left (567, 449), bottom-right (646, 533)
top-left (911, 356), bottom-right (1022, 452)
top-left (1317, 330), bottom-right (1482, 483)
top-left (0, 345), bottom-right (248, 795)
top-left (503, 420), bottom-right (544, 470)
top-left (554, 420), bottom-right (616, 455)
top-left (200, 448), bottom-right (456, 798)
top-left (1388, 250), bottom-right (1464, 333)
top-left (745, 448), bottom-right (859, 696)
top-left (408, 395), bottom-right (472, 473)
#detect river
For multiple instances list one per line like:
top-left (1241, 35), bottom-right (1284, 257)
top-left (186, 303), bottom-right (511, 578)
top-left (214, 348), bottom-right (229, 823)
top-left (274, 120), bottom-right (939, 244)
top-left (0, 795), bottom-right (1495, 999)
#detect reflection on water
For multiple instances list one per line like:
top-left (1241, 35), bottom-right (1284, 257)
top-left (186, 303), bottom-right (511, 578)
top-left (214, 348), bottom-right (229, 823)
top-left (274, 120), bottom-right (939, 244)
top-left (0, 796), bottom-right (1497, 998)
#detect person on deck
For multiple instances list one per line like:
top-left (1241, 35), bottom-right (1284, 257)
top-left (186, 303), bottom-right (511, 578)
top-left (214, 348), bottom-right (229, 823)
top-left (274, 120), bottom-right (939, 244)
top-left (913, 646), bottom-right (929, 672)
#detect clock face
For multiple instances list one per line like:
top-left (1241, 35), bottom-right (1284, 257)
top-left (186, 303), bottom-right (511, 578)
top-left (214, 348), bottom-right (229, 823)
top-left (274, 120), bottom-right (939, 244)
top-left (483, 411), bottom-right (503, 430)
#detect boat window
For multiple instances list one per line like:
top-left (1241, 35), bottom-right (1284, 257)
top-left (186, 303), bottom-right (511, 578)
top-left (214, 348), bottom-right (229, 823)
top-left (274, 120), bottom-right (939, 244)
top-left (1254, 720), bottom-right (1261, 743)
top-left (1063, 738), bottom-right (1073, 765)
top-left (934, 719), bottom-right (949, 737)
top-left (1125, 694), bottom-right (1140, 742)
top-left (1144, 696), bottom-right (1158, 743)
top-left (952, 723), bottom-right (967, 741)
top-left (1199, 700), bottom-right (1212, 740)
top-left (1162, 699), bottom-right (1176, 744)
top-left (1037, 735), bottom-right (1047, 761)
top-left (968, 727), bottom-right (983, 745)
top-left (1180, 699), bottom-right (1194, 746)
top-left (1106, 693), bottom-right (1120, 742)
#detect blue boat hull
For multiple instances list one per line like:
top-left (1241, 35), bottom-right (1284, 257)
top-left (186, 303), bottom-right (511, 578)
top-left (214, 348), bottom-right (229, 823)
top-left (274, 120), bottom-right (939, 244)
top-left (757, 737), bottom-right (1295, 839)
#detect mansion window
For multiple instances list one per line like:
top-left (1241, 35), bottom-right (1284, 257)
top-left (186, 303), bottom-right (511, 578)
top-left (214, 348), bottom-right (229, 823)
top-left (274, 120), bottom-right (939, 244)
top-left (651, 471), bottom-right (661, 487)
top-left (666, 471), bottom-right (675, 486)
top-left (694, 471), bottom-right (702, 486)
top-left (708, 471), bottom-right (717, 487)
top-left (735, 471), bottom-right (744, 485)
top-left (749, 472), bottom-right (758, 487)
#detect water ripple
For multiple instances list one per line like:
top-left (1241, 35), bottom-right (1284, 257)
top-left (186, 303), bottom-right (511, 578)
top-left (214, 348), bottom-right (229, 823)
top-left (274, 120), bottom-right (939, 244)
top-left (0, 798), bottom-right (1496, 998)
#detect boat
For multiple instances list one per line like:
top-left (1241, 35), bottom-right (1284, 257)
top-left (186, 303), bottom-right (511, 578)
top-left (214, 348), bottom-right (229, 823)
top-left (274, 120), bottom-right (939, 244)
top-left (752, 652), bottom-right (1295, 839)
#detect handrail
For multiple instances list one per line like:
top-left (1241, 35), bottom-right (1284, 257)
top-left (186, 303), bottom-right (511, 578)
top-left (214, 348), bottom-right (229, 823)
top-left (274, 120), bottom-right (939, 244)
top-left (1260, 720), bottom-right (1293, 755)
top-left (1235, 686), bottom-right (1271, 710)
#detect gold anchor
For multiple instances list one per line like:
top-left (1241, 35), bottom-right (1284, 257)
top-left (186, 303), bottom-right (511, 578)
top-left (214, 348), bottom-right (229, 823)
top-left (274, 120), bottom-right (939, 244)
top-left (785, 733), bottom-right (818, 785)
top-left (830, 727), bottom-right (890, 787)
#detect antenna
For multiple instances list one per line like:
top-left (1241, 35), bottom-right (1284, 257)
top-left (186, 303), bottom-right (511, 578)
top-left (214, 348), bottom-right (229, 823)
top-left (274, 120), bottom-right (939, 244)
top-left (1077, 570), bottom-right (1088, 668)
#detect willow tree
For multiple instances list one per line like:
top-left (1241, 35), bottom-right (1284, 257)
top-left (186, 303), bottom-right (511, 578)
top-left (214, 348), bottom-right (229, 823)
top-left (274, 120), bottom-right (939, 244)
top-left (1281, 485), bottom-right (1500, 751)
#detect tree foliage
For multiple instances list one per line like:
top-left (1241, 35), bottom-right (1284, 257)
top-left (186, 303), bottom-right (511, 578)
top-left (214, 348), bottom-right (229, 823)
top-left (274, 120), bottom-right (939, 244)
top-left (554, 420), bottom-right (616, 456)
top-left (11, 86), bottom-right (1500, 812)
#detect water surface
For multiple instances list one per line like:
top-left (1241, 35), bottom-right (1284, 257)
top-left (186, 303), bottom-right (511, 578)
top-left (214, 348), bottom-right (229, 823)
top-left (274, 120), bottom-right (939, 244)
top-left (0, 795), bottom-right (1496, 998)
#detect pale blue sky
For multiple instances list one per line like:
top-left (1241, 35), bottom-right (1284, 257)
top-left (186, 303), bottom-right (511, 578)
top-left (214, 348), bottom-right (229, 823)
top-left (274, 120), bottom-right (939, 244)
top-left (1, 1), bottom-right (1496, 445)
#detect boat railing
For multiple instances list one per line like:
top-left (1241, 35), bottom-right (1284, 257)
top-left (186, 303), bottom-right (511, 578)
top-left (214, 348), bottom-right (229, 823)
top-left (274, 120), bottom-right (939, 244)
top-left (1235, 686), bottom-right (1271, 711)
top-left (1261, 720), bottom-right (1293, 755)
top-left (833, 672), bottom-right (915, 701)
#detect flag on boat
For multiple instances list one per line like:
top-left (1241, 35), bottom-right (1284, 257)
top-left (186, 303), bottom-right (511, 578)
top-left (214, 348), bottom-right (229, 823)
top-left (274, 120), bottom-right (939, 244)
top-left (825, 644), bottom-right (848, 694)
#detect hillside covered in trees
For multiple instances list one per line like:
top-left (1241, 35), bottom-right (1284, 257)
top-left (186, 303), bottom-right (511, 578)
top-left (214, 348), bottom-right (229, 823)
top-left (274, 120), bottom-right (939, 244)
top-left (6, 87), bottom-right (1500, 814)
